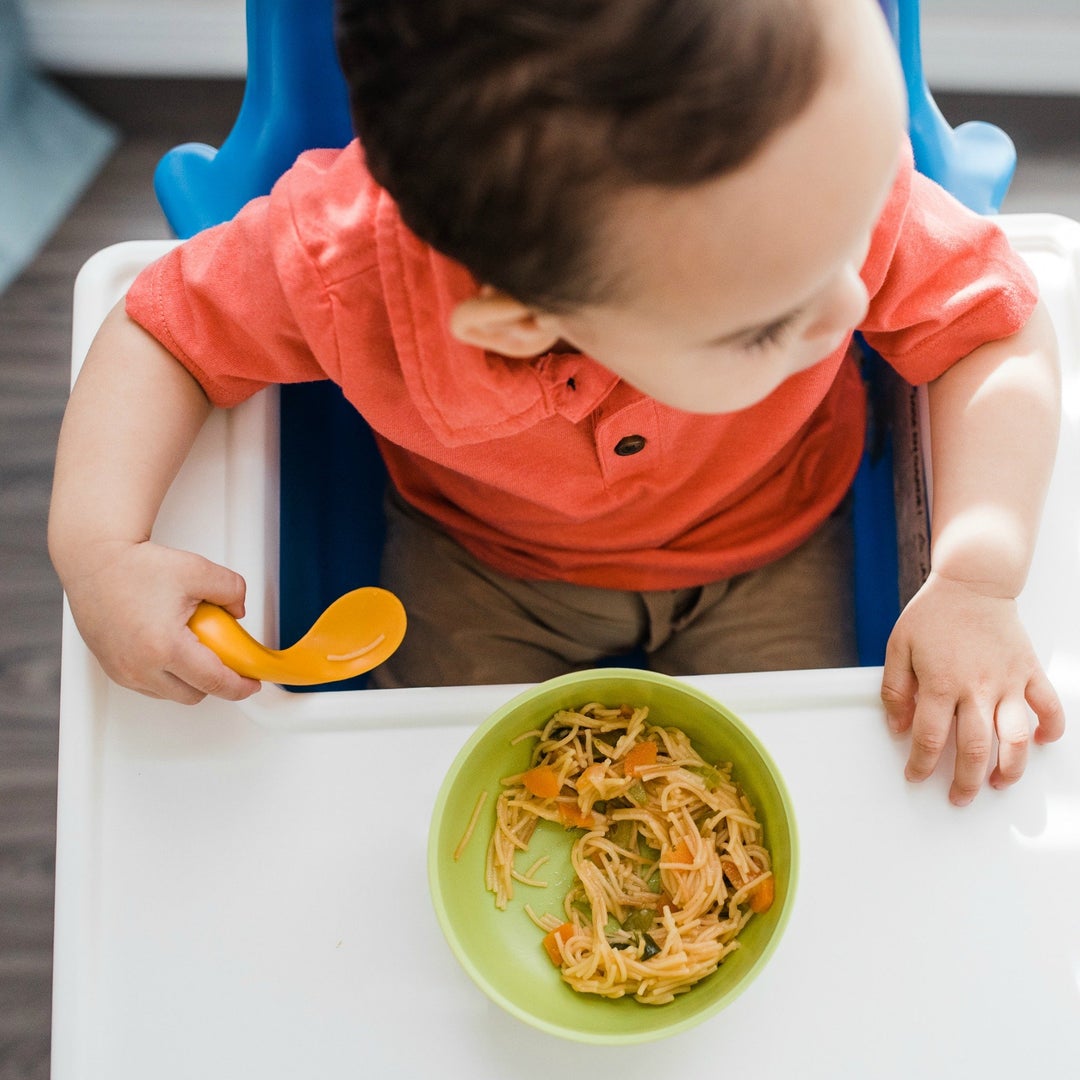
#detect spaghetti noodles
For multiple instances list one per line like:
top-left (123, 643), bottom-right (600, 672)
top-left (486, 702), bottom-right (773, 1005)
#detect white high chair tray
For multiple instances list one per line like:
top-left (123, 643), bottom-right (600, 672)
top-left (53, 217), bottom-right (1080, 1078)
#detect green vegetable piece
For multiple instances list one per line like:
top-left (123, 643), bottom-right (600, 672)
top-left (574, 899), bottom-right (621, 938)
top-left (638, 838), bottom-right (660, 860)
top-left (687, 764), bottom-right (722, 788)
top-left (610, 820), bottom-right (636, 850)
top-left (626, 780), bottom-right (648, 805)
top-left (622, 907), bottom-right (656, 933)
top-left (641, 933), bottom-right (661, 960)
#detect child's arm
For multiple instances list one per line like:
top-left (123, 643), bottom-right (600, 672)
top-left (881, 299), bottom-right (1066, 804)
top-left (49, 301), bottom-right (262, 703)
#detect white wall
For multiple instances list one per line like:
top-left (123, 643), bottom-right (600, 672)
top-left (22, 0), bottom-right (1080, 94)
top-left (23, 0), bottom-right (247, 77)
top-left (921, 0), bottom-right (1080, 94)
top-left (930, 0), bottom-right (1077, 12)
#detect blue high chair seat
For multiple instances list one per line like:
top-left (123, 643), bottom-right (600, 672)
top-left (154, 0), bottom-right (1017, 683)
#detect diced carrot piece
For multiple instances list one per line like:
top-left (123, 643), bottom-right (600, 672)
top-left (557, 801), bottom-right (595, 829)
top-left (668, 839), bottom-right (694, 865)
top-left (522, 765), bottom-right (560, 799)
top-left (720, 857), bottom-right (745, 887)
top-left (623, 740), bottom-right (657, 777)
top-left (542, 922), bottom-right (575, 965)
top-left (749, 875), bottom-right (775, 913)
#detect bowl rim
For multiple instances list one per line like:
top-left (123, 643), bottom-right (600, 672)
top-left (426, 667), bottom-right (800, 1043)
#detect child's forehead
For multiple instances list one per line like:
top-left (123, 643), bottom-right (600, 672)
top-left (589, 0), bottom-right (906, 322)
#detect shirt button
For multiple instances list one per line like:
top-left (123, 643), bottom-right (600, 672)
top-left (614, 434), bottom-right (647, 456)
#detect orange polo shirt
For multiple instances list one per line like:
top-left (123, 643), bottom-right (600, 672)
top-left (126, 140), bottom-right (1037, 590)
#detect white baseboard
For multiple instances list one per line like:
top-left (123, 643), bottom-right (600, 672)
top-left (24, 4), bottom-right (1080, 95)
top-left (25, 2), bottom-right (247, 78)
top-left (922, 13), bottom-right (1080, 94)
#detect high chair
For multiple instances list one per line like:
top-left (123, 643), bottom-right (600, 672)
top-left (151, 0), bottom-right (1017, 679)
top-left (56, 215), bottom-right (1080, 1076)
top-left (54, 7), bottom-right (1080, 1069)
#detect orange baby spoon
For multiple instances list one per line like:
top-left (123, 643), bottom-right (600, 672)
top-left (188, 587), bottom-right (406, 685)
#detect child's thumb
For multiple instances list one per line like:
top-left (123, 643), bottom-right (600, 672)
top-left (189, 558), bottom-right (248, 619)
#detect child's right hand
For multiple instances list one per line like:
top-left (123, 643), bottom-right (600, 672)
top-left (48, 304), bottom-right (262, 704)
top-left (64, 538), bottom-right (263, 704)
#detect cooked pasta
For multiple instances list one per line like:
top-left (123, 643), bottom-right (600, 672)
top-left (453, 789), bottom-right (489, 861)
top-left (486, 702), bottom-right (774, 1005)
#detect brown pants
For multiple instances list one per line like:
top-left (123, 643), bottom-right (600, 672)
top-left (369, 491), bottom-right (858, 688)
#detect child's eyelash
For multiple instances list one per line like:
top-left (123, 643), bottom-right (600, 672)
top-left (744, 312), bottom-right (800, 352)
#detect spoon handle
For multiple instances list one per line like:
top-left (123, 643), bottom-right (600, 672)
top-left (187, 602), bottom-right (279, 680)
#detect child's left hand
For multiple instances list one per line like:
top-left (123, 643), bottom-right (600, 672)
top-left (880, 571), bottom-right (1065, 805)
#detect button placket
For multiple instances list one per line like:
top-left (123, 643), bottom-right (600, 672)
top-left (614, 433), bottom-right (647, 456)
top-left (594, 398), bottom-right (662, 485)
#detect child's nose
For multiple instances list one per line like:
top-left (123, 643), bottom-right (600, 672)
top-left (804, 265), bottom-right (869, 343)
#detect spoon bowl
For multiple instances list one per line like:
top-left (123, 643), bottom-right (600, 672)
top-left (188, 587), bottom-right (406, 685)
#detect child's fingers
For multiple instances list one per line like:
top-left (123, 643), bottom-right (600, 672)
top-left (949, 699), bottom-right (994, 806)
top-left (153, 670), bottom-right (212, 706)
top-left (903, 689), bottom-right (956, 784)
top-left (128, 632), bottom-right (263, 705)
top-left (1027, 669), bottom-right (1066, 745)
top-left (112, 660), bottom-right (209, 705)
top-left (880, 637), bottom-right (918, 734)
top-left (989, 696), bottom-right (1031, 790)
top-left (172, 634), bottom-right (262, 702)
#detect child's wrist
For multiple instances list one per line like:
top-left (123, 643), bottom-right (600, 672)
top-left (50, 534), bottom-right (144, 595)
top-left (929, 509), bottom-right (1033, 600)
top-left (923, 566), bottom-right (1022, 603)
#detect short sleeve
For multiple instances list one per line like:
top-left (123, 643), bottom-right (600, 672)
top-left (859, 156), bottom-right (1037, 386)
top-left (125, 147), bottom-right (376, 409)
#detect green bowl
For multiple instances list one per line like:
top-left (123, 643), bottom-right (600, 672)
top-left (427, 669), bottom-right (798, 1043)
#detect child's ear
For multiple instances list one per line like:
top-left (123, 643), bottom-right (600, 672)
top-left (449, 286), bottom-right (562, 357)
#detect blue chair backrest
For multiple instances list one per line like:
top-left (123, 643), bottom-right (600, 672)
top-left (155, 0), bottom-right (352, 236)
top-left (154, 0), bottom-right (1016, 681)
top-left (890, 0), bottom-right (1016, 213)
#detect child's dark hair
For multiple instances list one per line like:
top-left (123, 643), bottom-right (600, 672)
top-left (336, 0), bottom-right (825, 311)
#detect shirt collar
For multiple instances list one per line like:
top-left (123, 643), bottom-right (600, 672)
top-left (374, 190), bottom-right (618, 446)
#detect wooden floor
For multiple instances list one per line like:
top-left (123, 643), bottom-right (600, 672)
top-left (0, 76), bottom-right (241, 1080)
top-left (0, 80), bottom-right (1077, 1078)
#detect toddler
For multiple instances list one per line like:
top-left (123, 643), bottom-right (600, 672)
top-left (49, 0), bottom-right (1065, 804)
